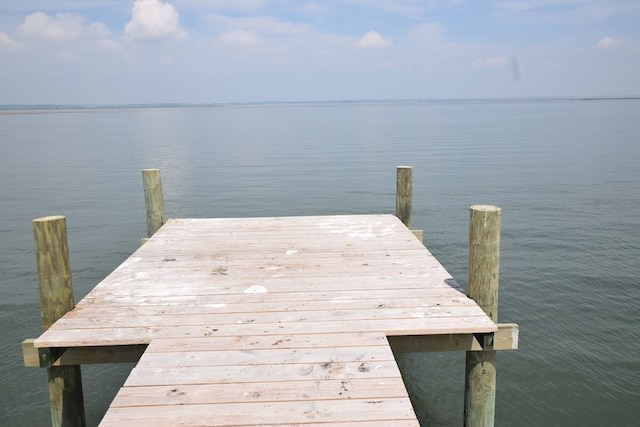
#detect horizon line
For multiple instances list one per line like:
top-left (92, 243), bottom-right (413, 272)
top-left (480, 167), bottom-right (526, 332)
top-left (2, 95), bottom-right (640, 110)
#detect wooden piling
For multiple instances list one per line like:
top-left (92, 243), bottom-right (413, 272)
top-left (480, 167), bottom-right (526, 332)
top-left (142, 169), bottom-right (165, 237)
top-left (396, 166), bottom-right (413, 229)
top-left (464, 205), bottom-right (501, 427)
top-left (33, 216), bottom-right (86, 427)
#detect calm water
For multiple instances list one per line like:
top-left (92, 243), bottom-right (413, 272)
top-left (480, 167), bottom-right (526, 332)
top-left (1, 100), bottom-right (639, 426)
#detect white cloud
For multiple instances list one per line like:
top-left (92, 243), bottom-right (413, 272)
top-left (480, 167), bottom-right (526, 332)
top-left (217, 29), bottom-right (263, 47)
top-left (205, 14), bottom-right (311, 35)
top-left (0, 32), bottom-right (20, 51)
top-left (471, 56), bottom-right (509, 68)
top-left (408, 23), bottom-right (444, 44)
top-left (89, 22), bottom-right (111, 38)
top-left (19, 12), bottom-right (86, 40)
top-left (17, 11), bottom-right (111, 42)
top-left (182, 0), bottom-right (266, 12)
top-left (491, 0), bottom-right (640, 24)
top-left (596, 36), bottom-right (623, 49)
top-left (59, 50), bottom-right (75, 61)
top-left (355, 30), bottom-right (392, 48)
top-left (339, 0), bottom-right (464, 17)
top-left (543, 60), bottom-right (564, 70)
top-left (125, 0), bottom-right (185, 40)
top-left (98, 39), bottom-right (120, 51)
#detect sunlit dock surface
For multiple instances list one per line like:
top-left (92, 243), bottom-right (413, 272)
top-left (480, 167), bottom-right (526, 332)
top-left (34, 214), bottom-right (496, 426)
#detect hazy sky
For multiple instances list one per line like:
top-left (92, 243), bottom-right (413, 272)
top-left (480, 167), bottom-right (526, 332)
top-left (1, 0), bottom-right (638, 104)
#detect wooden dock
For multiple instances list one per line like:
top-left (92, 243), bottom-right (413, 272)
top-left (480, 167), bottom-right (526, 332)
top-left (31, 214), bottom-right (500, 426)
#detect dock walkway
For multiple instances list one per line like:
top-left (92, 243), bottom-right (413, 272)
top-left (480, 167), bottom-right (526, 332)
top-left (34, 214), bottom-right (497, 426)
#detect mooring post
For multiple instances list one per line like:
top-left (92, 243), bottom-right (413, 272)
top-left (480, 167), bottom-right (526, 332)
top-left (464, 205), bottom-right (501, 427)
top-left (396, 166), bottom-right (413, 228)
top-left (142, 169), bottom-right (165, 237)
top-left (33, 216), bottom-right (86, 427)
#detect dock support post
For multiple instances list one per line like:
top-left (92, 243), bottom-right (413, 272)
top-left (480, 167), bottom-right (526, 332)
top-left (33, 216), bottom-right (86, 427)
top-left (396, 166), bottom-right (413, 229)
top-left (142, 169), bottom-right (165, 237)
top-left (464, 205), bottom-right (501, 427)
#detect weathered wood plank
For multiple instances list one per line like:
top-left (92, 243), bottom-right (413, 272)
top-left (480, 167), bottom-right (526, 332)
top-left (23, 342), bottom-right (147, 367)
top-left (49, 305), bottom-right (488, 330)
top-left (77, 280), bottom-right (466, 300)
top-left (146, 214), bottom-right (404, 232)
top-left (67, 296), bottom-right (475, 318)
top-left (256, 422), bottom-right (419, 427)
top-left (99, 398), bottom-right (418, 426)
top-left (36, 316), bottom-right (496, 348)
top-left (389, 323), bottom-right (519, 353)
top-left (123, 361), bottom-right (403, 387)
top-left (137, 346), bottom-right (395, 368)
top-left (144, 332), bottom-right (389, 353)
top-left (110, 378), bottom-right (410, 407)
top-left (121, 260), bottom-right (430, 277)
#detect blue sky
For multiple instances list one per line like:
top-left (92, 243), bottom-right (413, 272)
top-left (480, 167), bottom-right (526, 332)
top-left (1, 0), bottom-right (638, 104)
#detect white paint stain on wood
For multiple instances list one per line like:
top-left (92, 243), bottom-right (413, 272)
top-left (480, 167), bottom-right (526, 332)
top-left (244, 285), bottom-right (268, 294)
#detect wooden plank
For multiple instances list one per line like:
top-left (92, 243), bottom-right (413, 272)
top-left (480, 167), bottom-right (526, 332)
top-left (122, 361), bottom-right (403, 387)
top-left (136, 346), bottom-right (396, 368)
top-left (27, 333), bottom-right (389, 366)
top-left (110, 378), bottom-right (411, 407)
top-left (48, 305), bottom-right (488, 330)
top-left (127, 247), bottom-right (430, 259)
top-left (67, 296), bottom-right (475, 318)
top-left (145, 332), bottom-right (390, 353)
top-left (54, 345), bottom-right (147, 366)
top-left (117, 259), bottom-right (434, 275)
top-left (146, 215), bottom-right (406, 233)
top-left (99, 398), bottom-right (418, 426)
top-left (35, 316), bottom-right (496, 348)
top-left (81, 268), bottom-right (460, 286)
top-left (252, 422), bottom-right (419, 427)
top-left (23, 342), bottom-right (148, 367)
top-left (77, 281), bottom-right (467, 301)
top-left (389, 323), bottom-right (519, 353)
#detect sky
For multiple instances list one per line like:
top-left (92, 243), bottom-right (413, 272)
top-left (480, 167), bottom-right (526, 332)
top-left (0, 0), bottom-right (639, 104)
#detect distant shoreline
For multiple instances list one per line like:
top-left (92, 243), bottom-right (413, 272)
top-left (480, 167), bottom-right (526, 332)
top-left (2, 95), bottom-right (640, 111)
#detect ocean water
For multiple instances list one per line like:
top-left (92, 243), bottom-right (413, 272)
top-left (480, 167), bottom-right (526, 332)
top-left (1, 99), bottom-right (639, 426)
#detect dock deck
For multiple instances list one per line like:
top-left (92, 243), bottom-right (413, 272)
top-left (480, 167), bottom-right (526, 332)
top-left (34, 214), bottom-right (497, 426)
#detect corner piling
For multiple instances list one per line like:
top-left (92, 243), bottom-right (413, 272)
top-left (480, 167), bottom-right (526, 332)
top-left (32, 215), bottom-right (86, 427)
top-left (464, 205), bottom-right (502, 427)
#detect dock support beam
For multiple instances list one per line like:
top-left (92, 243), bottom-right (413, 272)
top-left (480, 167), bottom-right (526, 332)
top-left (464, 205), bottom-right (501, 427)
top-left (142, 168), bottom-right (165, 237)
top-left (33, 216), bottom-right (86, 427)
